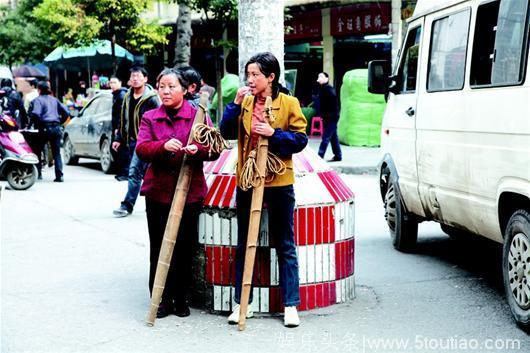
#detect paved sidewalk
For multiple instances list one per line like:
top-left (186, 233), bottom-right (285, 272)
top-left (307, 137), bottom-right (381, 175)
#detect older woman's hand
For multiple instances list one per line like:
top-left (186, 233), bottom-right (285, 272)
top-left (164, 138), bottom-right (183, 153)
top-left (182, 144), bottom-right (198, 155)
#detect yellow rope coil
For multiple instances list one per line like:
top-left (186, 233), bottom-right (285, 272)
top-left (192, 123), bottom-right (230, 155)
top-left (240, 148), bottom-right (286, 191)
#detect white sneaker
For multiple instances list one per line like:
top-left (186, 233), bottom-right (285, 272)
top-left (284, 306), bottom-right (300, 327)
top-left (227, 304), bottom-right (254, 324)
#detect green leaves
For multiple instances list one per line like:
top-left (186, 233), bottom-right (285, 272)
top-left (0, 0), bottom-right (51, 66)
top-left (32, 0), bottom-right (168, 54)
top-left (33, 0), bottom-right (103, 47)
top-left (128, 20), bottom-right (171, 54)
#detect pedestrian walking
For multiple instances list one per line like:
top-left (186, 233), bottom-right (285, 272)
top-left (314, 72), bottom-right (342, 161)
top-left (28, 81), bottom-right (69, 182)
top-left (136, 68), bottom-right (219, 318)
top-left (23, 79), bottom-right (39, 113)
top-left (220, 52), bottom-right (307, 327)
top-left (111, 67), bottom-right (160, 217)
top-left (109, 76), bottom-right (129, 181)
top-left (0, 78), bottom-right (27, 128)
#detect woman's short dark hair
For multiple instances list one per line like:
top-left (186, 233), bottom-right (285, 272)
top-left (37, 81), bottom-right (51, 95)
top-left (245, 52), bottom-right (289, 99)
top-left (178, 66), bottom-right (201, 88)
top-left (156, 68), bottom-right (188, 90)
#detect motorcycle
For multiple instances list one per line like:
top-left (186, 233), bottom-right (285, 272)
top-left (0, 113), bottom-right (39, 190)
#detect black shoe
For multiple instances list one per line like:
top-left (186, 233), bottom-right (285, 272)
top-left (173, 300), bottom-right (190, 317)
top-left (53, 177), bottom-right (64, 182)
top-left (114, 175), bottom-right (128, 181)
top-left (156, 302), bottom-right (174, 319)
top-left (328, 156), bottom-right (342, 162)
top-left (37, 174), bottom-right (43, 180)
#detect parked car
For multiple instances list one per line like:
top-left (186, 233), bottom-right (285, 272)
top-left (62, 90), bottom-right (115, 173)
top-left (368, 0), bottom-right (530, 331)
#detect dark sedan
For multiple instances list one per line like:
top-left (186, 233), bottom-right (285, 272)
top-left (62, 91), bottom-right (115, 173)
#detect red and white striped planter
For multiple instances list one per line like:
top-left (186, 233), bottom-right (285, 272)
top-left (199, 145), bottom-right (355, 313)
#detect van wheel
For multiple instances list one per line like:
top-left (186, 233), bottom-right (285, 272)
top-left (502, 209), bottom-right (530, 332)
top-left (384, 180), bottom-right (418, 252)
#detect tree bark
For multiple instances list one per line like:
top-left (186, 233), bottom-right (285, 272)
top-left (174, 3), bottom-right (192, 68)
top-left (238, 0), bottom-right (285, 84)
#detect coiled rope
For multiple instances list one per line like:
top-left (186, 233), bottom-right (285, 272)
top-left (192, 123), bottom-right (230, 156)
top-left (239, 149), bottom-right (286, 191)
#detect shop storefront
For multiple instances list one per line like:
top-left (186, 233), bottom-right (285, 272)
top-left (285, 2), bottom-right (392, 106)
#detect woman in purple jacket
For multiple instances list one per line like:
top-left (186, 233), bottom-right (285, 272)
top-left (136, 68), bottom-right (219, 318)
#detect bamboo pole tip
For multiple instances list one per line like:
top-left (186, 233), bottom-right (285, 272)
top-left (238, 323), bottom-right (246, 331)
top-left (146, 321), bottom-right (154, 327)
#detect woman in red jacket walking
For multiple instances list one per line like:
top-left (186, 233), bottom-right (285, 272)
top-left (136, 68), bottom-right (219, 318)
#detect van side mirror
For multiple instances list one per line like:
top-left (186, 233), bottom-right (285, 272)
top-left (368, 60), bottom-right (391, 94)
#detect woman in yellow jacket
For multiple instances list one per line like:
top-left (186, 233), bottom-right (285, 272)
top-left (220, 52), bottom-right (307, 327)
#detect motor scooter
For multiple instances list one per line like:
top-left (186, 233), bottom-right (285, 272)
top-left (0, 113), bottom-right (39, 190)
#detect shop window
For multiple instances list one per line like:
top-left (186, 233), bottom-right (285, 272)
top-left (471, 0), bottom-right (529, 87)
top-left (427, 9), bottom-right (471, 91)
top-left (398, 26), bottom-right (422, 93)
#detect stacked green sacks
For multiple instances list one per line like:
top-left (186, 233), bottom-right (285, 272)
top-left (210, 73), bottom-right (239, 125)
top-left (338, 69), bottom-right (386, 147)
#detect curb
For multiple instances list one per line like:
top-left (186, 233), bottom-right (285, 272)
top-left (329, 165), bottom-right (378, 175)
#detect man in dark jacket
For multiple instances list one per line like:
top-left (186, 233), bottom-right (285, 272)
top-left (0, 78), bottom-right (27, 128)
top-left (109, 76), bottom-right (128, 181)
top-left (314, 72), bottom-right (342, 162)
top-left (28, 81), bottom-right (69, 182)
top-left (111, 66), bottom-right (160, 217)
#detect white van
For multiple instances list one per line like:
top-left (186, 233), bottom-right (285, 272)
top-left (368, 0), bottom-right (530, 330)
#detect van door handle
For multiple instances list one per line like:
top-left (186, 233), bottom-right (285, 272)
top-left (405, 107), bottom-right (415, 117)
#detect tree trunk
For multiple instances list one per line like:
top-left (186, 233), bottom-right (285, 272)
top-left (174, 3), bottom-right (192, 68)
top-left (238, 0), bottom-right (285, 84)
top-left (215, 47), bottom-right (223, 124)
top-left (111, 34), bottom-right (117, 75)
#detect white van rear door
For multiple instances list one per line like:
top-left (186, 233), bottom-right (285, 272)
top-left (382, 18), bottom-right (424, 216)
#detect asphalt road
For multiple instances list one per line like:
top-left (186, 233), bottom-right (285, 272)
top-left (1, 161), bottom-right (528, 353)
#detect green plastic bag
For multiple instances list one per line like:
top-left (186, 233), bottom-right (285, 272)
top-left (338, 69), bottom-right (386, 147)
top-left (210, 73), bottom-right (240, 125)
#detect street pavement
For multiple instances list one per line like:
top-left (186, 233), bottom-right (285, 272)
top-left (307, 137), bottom-right (381, 175)
top-left (1, 147), bottom-right (528, 353)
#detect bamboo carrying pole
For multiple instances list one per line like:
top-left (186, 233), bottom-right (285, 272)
top-left (238, 96), bottom-right (273, 331)
top-left (146, 92), bottom-right (209, 326)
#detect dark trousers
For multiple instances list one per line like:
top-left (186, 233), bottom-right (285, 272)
top-left (234, 185), bottom-right (300, 307)
top-left (318, 120), bottom-right (342, 159)
top-left (113, 139), bottom-right (131, 177)
top-left (121, 141), bottom-right (147, 212)
top-left (146, 198), bottom-right (201, 304)
top-left (36, 125), bottom-right (63, 179)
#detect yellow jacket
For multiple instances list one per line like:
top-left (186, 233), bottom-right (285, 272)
top-left (221, 92), bottom-right (307, 188)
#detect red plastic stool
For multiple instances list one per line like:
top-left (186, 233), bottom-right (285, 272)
top-left (310, 116), bottom-right (324, 136)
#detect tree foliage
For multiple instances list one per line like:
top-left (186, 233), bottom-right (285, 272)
top-left (0, 0), bottom-right (51, 66)
top-left (33, 0), bottom-right (171, 54)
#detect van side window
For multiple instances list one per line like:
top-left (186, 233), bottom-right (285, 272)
top-left (471, 0), bottom-right (529, 86)
top-left (427, 9), bottom-right (471, 91)
top-left (398, 26), bottom-right (422, 93)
